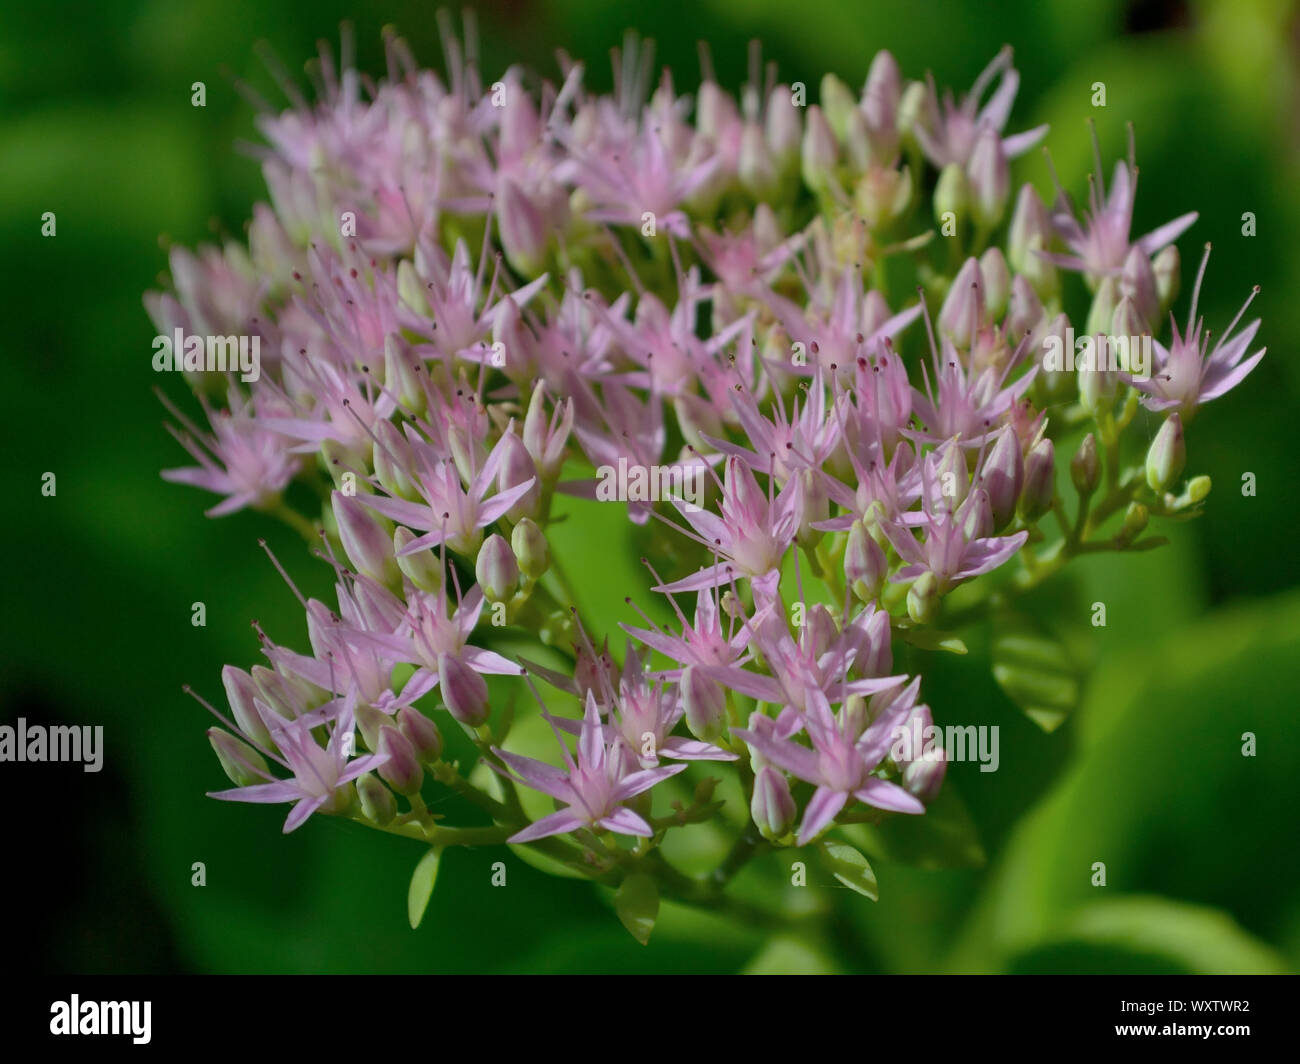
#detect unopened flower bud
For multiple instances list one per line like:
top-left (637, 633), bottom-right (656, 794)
top-left (801, 105), bottom-right (838, 196)
top-left (397, 259), bottom-right (429, 316)
top-left (209, 728), bottom-right (268, 787)
top-left (1109, 295), bottom-right (1148, 349)
top-left (681, 665), bottom-right (727, 743)
top-left (765, 85), bottom-right (802, 162)
top-left (497, 432), bottom-right (540, 522)
top-left (384, 336), bottom-right (424, 413)
top-left (961, 486), bottom-right (994, 540)
top-left (818, 73), bottom-right (857, 142)
top-left (1153, 244), bottom-right (1180, 314)
top-left (896, 80), bottom-right (929, 144)
top-left (1078, 361), bottom-right (1118, 418)
top-left (739, 121), bottom-right (778, 196)
top-left (907, 570), bottom-right (940, 624)
top-left (251, 665), bottom-right (318, 721)
top-left (940, 257), bottom-right (986, 345)
top-left (1086, 277), bottom-right (1121, 337)
top-left (1019, 437), bottom-right (1055, 521)
top-left (981, 427), bottom-right (1024, 530)
top-left (967, 127), bottom-right (1009, 230)
top-left (843, 108), bottom-right (873, 172)
top-left (1038, 312), bottom-right (1073, 399)
top-left (378, 725), bottom-right (423, 796)
top-left (853, 164), bottom-right (912, 228)
top-left (1071, 434), bottom-right (1100, 497)
top-left (498, 179), bottom-right (550, 277)
top-left (750, 765), bottom-right (797, 840)
top-left (223, 665), bottom-right (270, 747)
top-left (373, 419), bottom-right (418, 501)
top-left (394, 526), bottom-right (443, 593)
top-left (846, 518), bottom-right (888, 603)
top-left (979, 247), bottom-right (1011, 321)
top-left (850, 606), bottom-right (893, 677)
top-left (903, 745), bottom-right (947, 801)
top-left (1008, 275), bottom-right (1045, 344)
top-left (398, 706), bottom-right (443, 763)
top-left (1008, 184), bottom-right (1051, 275)
top-left (805, 604), bottom-right (839, 658)
top-left (438, 653), bottom-right (491, 727)
top-left (475, 534), bottom-right (519, 603)
top-left (355, 701), bottom-right (390, 753)
top-left (934, 163), bottom-right (970, 227)
top-left (798, 468), bottom-right (830, 547)
top-left (1120, 246), bottom-right (1159, 324)
top-left (1146, 413), bottom-right (1186, 492)
top-left (863, 50), bottom-right (901, 157)
top-left (1115, 501), bottom-right (1149, 547)
top-left (934, 441), bottom-right (970, 509)
top-left (511, 517), bottom-right (550, 581)
top-left (1186, 474), bottom-right (1211, 504)
top-left (356, 772), bottom-right (397, 825)
top-left (332, 491), bottom-right (398, 585)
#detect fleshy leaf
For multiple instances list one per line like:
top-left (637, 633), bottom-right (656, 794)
top-left (407, 847), bottom-right (442, 930)
top-left (819, 841), bottom-right (879, 900)
top-left (614, 872), bottom-right (660, 945)
top-left (897, 626), bottom-right (968, 655)
top-left (991, 612), bottom-right (1081, 731)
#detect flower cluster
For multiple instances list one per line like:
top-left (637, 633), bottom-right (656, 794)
top-left (152, 24), bottom-right (1263, 932)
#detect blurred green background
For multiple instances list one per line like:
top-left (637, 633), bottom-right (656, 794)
top-left (4, 0), bottom-right (1300, 973)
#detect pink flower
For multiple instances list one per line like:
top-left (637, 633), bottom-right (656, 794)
top-left (1131, 246), bottom-right (1265, 418)
top-left (493, 691), bottom-right (687, 842)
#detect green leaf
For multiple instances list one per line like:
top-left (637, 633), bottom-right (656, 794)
top-left (1009, 897), bottom-right (1287, 975)
top-left (991, 612), bottom-right (1081, 732)
top-left (897, 626), bottom-right (968, 655)
top-left (742, 934), bottom-right (842, 974)
top-left (614, 872), bottom-right (660, 945)
top-left (406, 847), bottom-right (442, 930)
top-left (819, 842), bottom-right (879, 900)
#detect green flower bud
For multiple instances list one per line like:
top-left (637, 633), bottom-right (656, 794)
top-left (394, 526), bottom-right (443, 593)
top-left (1153, 244), bottom-right (1180, 315)
top-left (357, 772), bottom-right (397, 825)
top-left (373, 419), bottom-right (419, 501)
top-left (383, 335), bottom-right (424, 414)
top-left (819, 73), bottom-right (857, 142)
top-left (801, 106), bottom-right (838, 196)
top-left (1186, 474), bottom-right (1211, 504)
top-left (934, 163), bottom-right (970, 227)
top-left (355, 701), bottom-right (390, 754)
top-left (979, 247), bottom-right (1011, 321)
top-left (1008, 184), bottom-right (1051, 275)
top-left (208, 728), bottom-right (268, 788)
top-left (896, 81), bottom-right (929, 144)
top-left (1071, 433), bottom-right (1100, 497)
top-left (1078, 362), bottom-right (1118, 418)
top-left (1115, 501), bottom-right (1149, 547)
top-left (222, 665), bottom-right (270, 747)
top-left (511, 517), bottom-right (551, 581)
top-left (1146, 413), bottom-right (1186, 492)
top-left (907, 571), bottom-right (940, 625)
top-left (1086, 277), bottom-right (1121, 337)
